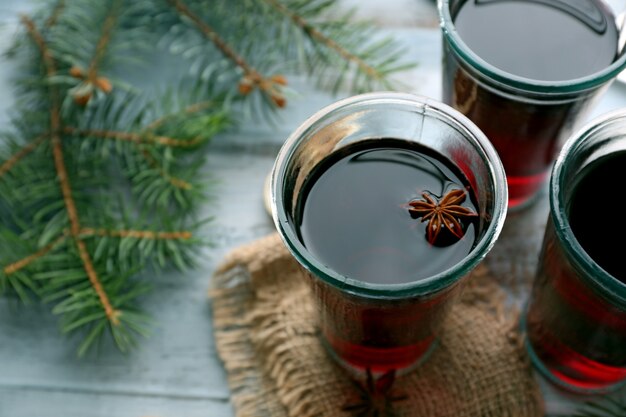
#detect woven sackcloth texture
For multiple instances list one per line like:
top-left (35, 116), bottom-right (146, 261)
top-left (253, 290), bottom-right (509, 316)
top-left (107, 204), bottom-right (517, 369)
top-left (210, 233), bottom-right (545, 417)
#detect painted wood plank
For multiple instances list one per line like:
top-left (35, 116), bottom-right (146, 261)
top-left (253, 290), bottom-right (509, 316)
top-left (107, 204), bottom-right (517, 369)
top-left (0, 387), bottom-right (233, 417)
top-left (337, 0), bottom-right (439, 28)
top-left (1, 0), bottom-right (626, 415)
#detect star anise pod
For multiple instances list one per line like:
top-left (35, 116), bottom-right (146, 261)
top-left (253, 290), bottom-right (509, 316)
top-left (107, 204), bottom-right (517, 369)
top-left (408, 188), bottom-right (478, 245)
top-left (342, 369), bottom-right (408, 417)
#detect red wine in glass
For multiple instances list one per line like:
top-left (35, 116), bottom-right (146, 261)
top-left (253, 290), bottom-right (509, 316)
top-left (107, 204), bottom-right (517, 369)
top-left (526, 151), bottom-right (626, 391)
top-left (442, 0), bottom-right (620, 209)
top-left (297, 138), bottom-right (479, 371)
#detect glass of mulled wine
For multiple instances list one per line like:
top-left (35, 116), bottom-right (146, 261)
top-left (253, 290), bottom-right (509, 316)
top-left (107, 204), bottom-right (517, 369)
top-left (524, 109), bottom-right (626, 394)
top-left (438, 0), bottom-right (626, 210)
top-left (270, 92), bottom-right (507, 374)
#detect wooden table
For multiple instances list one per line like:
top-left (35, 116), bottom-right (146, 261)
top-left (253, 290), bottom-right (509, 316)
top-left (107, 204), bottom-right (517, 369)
top-left (0, 1), bottom-right (625, 416)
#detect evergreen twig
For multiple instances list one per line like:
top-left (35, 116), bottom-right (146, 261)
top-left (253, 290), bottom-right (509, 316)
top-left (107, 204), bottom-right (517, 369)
top-left (67, 0), bottom-right (120, 105)
top-left (4, 235), bottom-right (67, 275)
top-left (23, 14), bottom-right (121, 325)
top-left (167, 0), bottom-right (287, 107)
top-left (45, 0), bottom-right (65, 28)
top-left (260, 0), bottom-right (383, 80)
top-left (0, 0), bottom-right (413, 355)
top-left (1, 4), bottom-right (228, 354)
top-left (250, 0), bottom-right (415, 93)
top-left (64, 126), bottom-right (207, 148)
top-left (0, 134), bottom-right (48, 178)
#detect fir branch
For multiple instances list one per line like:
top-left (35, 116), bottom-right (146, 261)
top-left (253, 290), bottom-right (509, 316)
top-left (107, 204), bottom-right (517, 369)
top-left (139, 148), bottom-right (193, 190)
top-left (58, 158), bottom-right (119, 324)
top-left (45, 0), bottom-right (66, 29)
top-left (250, 0), bottom-right (414, 93)
top-left (66, 86), bottom-right (228, 212)
top-left (144, 100), bottom-right (216, 132)
top-left (137, 99), bottom-right (221, 190)
top-left (167, 0), bottom-right (287, 107)
top-left (80, 228), bottom-right (192, 240)
top-left (168, 0), bottom-right (252, 75)
top-left (87, 0), bottom-right (120, 82)
top-left (260, 0), bottom-right (382, 81)
top-left (22, 15), bottom-right (121, 326)
top-left (3, 227), bottom-right (190, 278)
top-left (0, 133), bottom-right (48, 178)
top-left (48, 0), bottom-right (153, 109)
top-left (2, 0), bottom-right (412, 356)
top-left (67, 0), bottom-right (121, 105)
top-left (21, 16), bottom-right (57, 79)
top-left (63, 126), bottom-right (208, 148)
top-left (3, 234), bottom-right (68, 276)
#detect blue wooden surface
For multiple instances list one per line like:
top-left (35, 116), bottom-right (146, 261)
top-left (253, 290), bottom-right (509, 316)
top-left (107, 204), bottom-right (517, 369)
top-left (0, 1), bottom-right (625, 416)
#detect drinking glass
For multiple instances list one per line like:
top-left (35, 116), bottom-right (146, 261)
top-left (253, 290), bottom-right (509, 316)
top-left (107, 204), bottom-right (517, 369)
top-left (524, 109), bottom-right (626, 393)
top-left (270, 92), bottom-right (507, 373)
top-left (438, 0), bottom-right (626, 210)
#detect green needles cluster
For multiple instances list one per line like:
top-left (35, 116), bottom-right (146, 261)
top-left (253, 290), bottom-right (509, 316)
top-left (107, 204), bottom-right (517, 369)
top-left (0, 0), bottom-right (412, 355)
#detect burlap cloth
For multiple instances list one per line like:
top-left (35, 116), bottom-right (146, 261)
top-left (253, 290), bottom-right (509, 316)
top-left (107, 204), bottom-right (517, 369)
top-left (210, 233), bottom-right (545, 417)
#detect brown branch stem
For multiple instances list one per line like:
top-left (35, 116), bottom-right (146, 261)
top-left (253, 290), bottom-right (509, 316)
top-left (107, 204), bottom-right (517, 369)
top-left (168, 0), bottom-right (285, 104)
top-left (140, 149), bottom-right (193, 190)
top-left (3, 226), bottom-right (192, 276)
top-left (22, 16), bottom-right (120, 326)
top-left (3, 235), bottom-right (68, 275)
top-left (144, 101), bottom-right (215, 132)
top-left (261, 0), bottom-right (382, 80)
top-left (21, 16), bottom-right (57, 81)
top-left (87, 0), bottom-right (120, 83)
top-left (45, 0), bottom-right (66, 28)
top-left (0, 134), bottom-right (48, 179)
top-left (169, 0), bottom-right (258, 77)
top-left (63, 126), bottom-right (204, 148)
top-left (80, 228), bottom-right (193, 240)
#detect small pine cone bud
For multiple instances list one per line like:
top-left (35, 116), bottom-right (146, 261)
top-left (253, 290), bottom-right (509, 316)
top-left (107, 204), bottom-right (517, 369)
top-left (238, 79), bottom-right (254, 95)
top-left (95, 77), bottom-right (113, 93)
top-left (69, 66), bottom-right (85, 79)
top-left (271, 94), bottom-right (286, 108)
top-left (73, 92), bottom-right (92, 106)
top-left (270, 74), bottom-right (287, 86)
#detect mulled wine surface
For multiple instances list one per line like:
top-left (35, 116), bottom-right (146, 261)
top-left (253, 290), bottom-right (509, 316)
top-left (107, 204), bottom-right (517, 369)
top-left (569, 151), bottom-right (626, 283)
top-left (454, 0), bottom-right (619, 81)
top-left (297, 139), bottom-right (478, 285)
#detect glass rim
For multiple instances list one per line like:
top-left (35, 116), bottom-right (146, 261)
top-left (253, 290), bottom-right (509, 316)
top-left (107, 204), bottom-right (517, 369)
top-left (438, 0), bottom-right (626, 95)
top-left (551, 109), bottom-right (626, 304)
top-left (270, 92), bottom-right (508, 299)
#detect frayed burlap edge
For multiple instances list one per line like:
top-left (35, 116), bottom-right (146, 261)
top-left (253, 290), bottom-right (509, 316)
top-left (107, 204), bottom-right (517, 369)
top-left (210, 233), bottom-right (545, 417)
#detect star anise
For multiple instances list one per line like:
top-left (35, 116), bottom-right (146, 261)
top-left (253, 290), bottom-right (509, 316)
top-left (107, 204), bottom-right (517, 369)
top-left (342, 369), bottom-right (408, 417)
top-left (408, 188), bottom-right (478, 245)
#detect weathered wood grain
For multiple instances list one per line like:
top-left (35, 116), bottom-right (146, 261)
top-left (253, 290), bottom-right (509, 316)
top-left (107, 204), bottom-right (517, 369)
top-left (1, 0), bottom-right (625, 416)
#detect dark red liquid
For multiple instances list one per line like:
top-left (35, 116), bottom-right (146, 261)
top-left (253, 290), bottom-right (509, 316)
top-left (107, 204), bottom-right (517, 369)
top-left (298, 139), bottom-right (479, 371)
top-left (454, 0), bottom-right (619, 81)
top-left (569, 152), bottom-right (626, 284)
top-left (526, 153), bottom-right (626, 391)
top-left (298, 139), bottom-right (478, 284)
top-left (443, 0), bottom-right (619, 208)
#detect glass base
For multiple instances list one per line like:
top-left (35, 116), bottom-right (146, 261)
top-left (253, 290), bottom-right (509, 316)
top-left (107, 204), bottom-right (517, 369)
top-left (321, 333), bottom-right (438, 377)
top-left (520, 310), bottom-right (626, 395)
